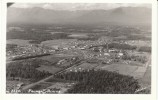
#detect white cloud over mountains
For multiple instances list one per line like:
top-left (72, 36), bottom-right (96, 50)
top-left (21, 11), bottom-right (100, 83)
top-left (11, 3), bottom-right (151, 11)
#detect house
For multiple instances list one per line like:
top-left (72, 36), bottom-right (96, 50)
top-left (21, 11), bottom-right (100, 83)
top-left (118, 53), bottom-right (124, 57)
top-left (109, 49), bottom-right (116, 53)
top-left (104, 53), bottom-right (110, 56)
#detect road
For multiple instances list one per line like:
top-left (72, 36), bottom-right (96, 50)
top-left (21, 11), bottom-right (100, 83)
top-left (132, 55), bottom-right (151, 93)
top-left (131, 55), bottom-right (151, 79)
top-left (21, 60), bottom-right (83, 91)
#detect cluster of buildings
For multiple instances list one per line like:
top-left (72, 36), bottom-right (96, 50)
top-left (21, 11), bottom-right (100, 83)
top-left (7, 44), bottom-right (50, 60)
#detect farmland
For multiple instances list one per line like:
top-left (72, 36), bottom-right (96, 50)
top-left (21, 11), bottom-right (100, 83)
top-left (37, 65), bottom-right (63, 74)
top-left (98, 63), bottom-right (138, 76)
top-left (66, 62), bottom-right (98, 72)
top-left (7, 39), bottom-right (31, 46)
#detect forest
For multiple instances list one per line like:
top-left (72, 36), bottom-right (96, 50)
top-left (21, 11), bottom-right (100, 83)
top-left (90, 43), bottom-right (137, 51)
top-left (6, 44), bottom-right (17, 52)
top-left (54, 70), bottom-right (140, 94)
top-left (122, 55), bottom-right (147, 63)
top-left (107, 43), bottom-right (137, 50)
top-left (6, 59), bottom-right (52, 82)
top-left (7, 30), bottom-right (70, 43)
top-left (138, 46), bottom-right (151, 53)
top-left (12, 53), bottom-right (50, 61)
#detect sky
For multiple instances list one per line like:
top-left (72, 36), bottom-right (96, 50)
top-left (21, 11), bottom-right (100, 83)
top-left (11, 3), bottom-right (151, 11)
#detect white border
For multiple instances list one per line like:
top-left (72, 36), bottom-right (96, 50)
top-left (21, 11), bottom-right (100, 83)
top-left (0, 0), bottom-right (157, 100)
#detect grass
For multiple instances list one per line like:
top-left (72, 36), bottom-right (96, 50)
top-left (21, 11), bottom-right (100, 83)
top-left (31, 83), bottom-right (52, 90)
top-left (41, 39), bottom-right (77, 47)
top-left (39, 55), bottom-right (67, 64)
top-left (138, 66), bottom-right (151, 87)
top-left (100, 63), bottom-right (138, 76)
top-left (46, 78), bottom-right (70, 83)
top-left (7, 39), bottom-right (31, 46)
top-left (36, 65), bottom-right (63, 74)
top-left (66, 62), bottom-right (98, 72)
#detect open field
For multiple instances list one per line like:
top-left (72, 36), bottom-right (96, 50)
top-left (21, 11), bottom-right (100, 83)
top-left (39, 54), bottom-right (76, 62)
top-left (7, 39), bottom-right (31, 46)
top-left (39, 55), bottom-right (65, 63)
top-left (138, 66), bottom-right (151, 87)
top-left (125, 60), bottom-right (144, 66)
top-left (36, 65), bottom-right (63, 74)
top-left (46, 78), bottom-right (70, 83)
top-left (99, 63), bottom-right (138, 76)
top-left (66, 62), bottom-right (98, 72)
top-left (30, 82), bottom-right (52, 91)
top-left (41, 39), bottom-right (77, 47)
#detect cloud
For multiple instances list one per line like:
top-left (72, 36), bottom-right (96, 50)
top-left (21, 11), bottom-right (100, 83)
top-left (11, 3), bottom-right (151, 10)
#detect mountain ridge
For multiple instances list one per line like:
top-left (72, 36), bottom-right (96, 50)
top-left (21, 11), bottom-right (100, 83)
top-left (7, 7), bottom-right (151, 25)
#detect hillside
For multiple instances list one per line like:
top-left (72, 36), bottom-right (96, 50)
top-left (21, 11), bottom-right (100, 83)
top-left (7, 7), bottom-right (151, 25)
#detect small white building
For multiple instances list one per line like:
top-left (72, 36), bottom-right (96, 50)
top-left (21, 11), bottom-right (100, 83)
top-left (104, 53), bottom-right (110, 56)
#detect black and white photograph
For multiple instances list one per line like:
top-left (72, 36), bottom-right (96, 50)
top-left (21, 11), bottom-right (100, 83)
top-left (5, 3), bottom-right (153, 94)
top-left (1, 0), bottom-right (158, 99)
top-left (1, 0), bottom-right (157, 99)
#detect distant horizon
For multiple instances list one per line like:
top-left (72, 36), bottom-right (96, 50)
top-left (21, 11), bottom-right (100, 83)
top-left (7, 3), bottom-right (151, 25)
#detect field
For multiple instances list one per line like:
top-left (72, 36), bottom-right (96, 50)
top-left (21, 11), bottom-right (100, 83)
top-left (39, 55), bottom-right (65, 63)
top-left (41, 39), bottom-right (77, 47)
top-left (37, 54), bottom-right (79, 74)
top-left (46, 78), bottom-right (70, 83)
top-left (138, 66), bottom-right (151, 87)
top-left (7, 39), bottom-right (31, 46)
top-left (99, 63), bottom-right (139, 76)
top-left (66, 62), bottom-right (98, 72)
top-left (30, 82), bottom-right (52, 91)
top-left (36, 65), bottom-right (63, 74)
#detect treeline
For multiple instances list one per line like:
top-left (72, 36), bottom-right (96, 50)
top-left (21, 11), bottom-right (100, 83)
top-left (107, 43), bottom-right (137, 50)
top-left (90, 43), bottom-right (137, 51)
top-left (138, 46), bottom-right (151, 53)
top-left (6, 59), bottom-right (52, 82)
top-left (7, 31), bottom-right (71, 43)
top-left (107, 27), bottom-right (141, 37)
top-left (6, 44), bottom-right (17, 52)
top-left (122, 55), bottom-right (147, 63)
top-left (29, 40), bottom-right (41, 44)
top-left (127, 35), bottom-right (151, 41)
top-left (12, 53), bottom-right (50, 61)
top-left (54, 70), bottom-right (140, 94)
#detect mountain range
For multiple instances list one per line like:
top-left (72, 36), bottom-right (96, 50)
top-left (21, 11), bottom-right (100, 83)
top-left (7, 7), bottom-right (151, 25)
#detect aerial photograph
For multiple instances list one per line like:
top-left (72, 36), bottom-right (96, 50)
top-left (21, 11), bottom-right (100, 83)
top-left (6, 3), bottom-right (151, 94)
